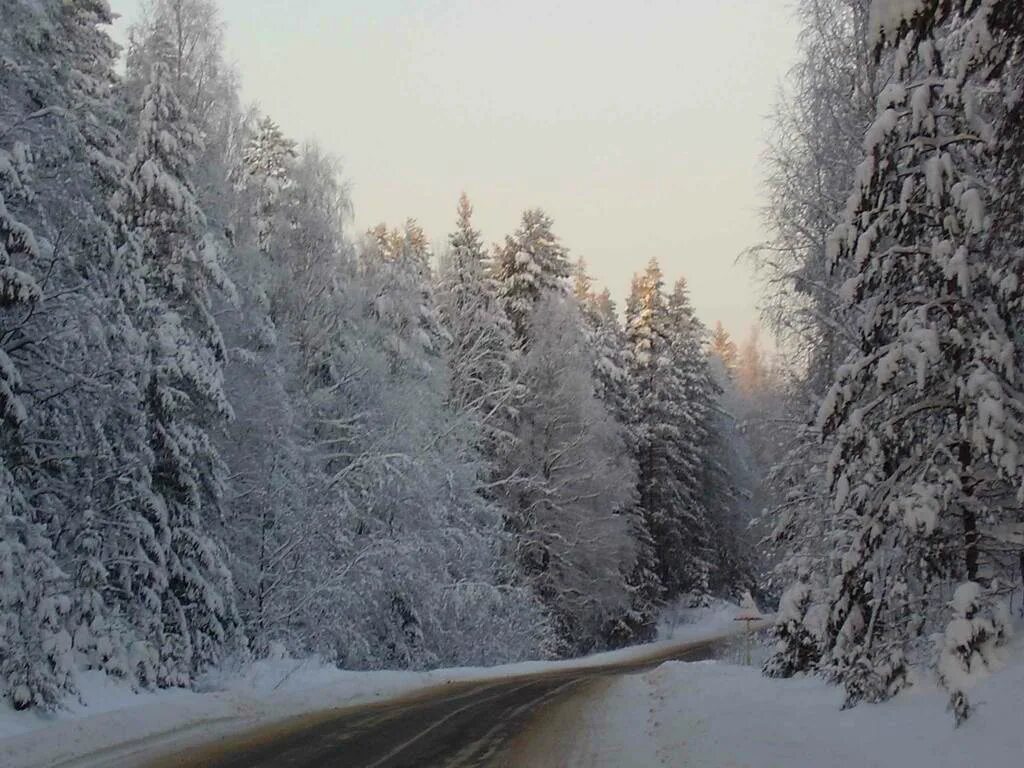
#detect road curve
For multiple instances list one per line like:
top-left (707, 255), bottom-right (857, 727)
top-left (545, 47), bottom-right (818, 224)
top-left (146, 633), bottom-right (740, 768)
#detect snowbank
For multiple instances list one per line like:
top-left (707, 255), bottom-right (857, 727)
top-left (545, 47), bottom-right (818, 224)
top-left (0, 607), bottom-right (756, 768)
top-left (521, 632), bottom-right (1024, 767)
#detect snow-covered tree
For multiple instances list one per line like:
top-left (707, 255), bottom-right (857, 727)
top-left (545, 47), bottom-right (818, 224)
top-left (361, 220), bottom-right (448, 375)
top-left (0, 152), bottom-right (75, 710)
top-left (0, 0), bottom-right (171, 704)
top-left (762, 572), bottom-right (826, 678)
top-left (626, 260), bottom-right (708, 600)
top-left (494, 208), bottom-right (571, 344)
top-left (814, 0), bottom-right (1022, 710)
top-left (748, 0), bottom-right (884, 684)
top-left (126, 0), bottom-right (239, 136)
top-left (118, 48), bottom-right (241, 685)
top-left (507, 292), bottom-right (639, 652)
top-left (574, 261), bottom-right (637, 429)
top-left (573, 259), bottom-right (662, 643)
top-left (491, 211), bottom-right (640, 652)
top-left (668, 278), bottom-right (756, 598)
top-left (211, 116), bottom-right (313, 657)
top-left (709, 322), bottom-right (738, 375)
top-left (243, 116), bottom-right (297, 253)
top-left (937, 581), bottom-right (1010, 725)
top-left (436, 194), bottom-right (521, 463)
top-left (0, 470), bottom-right (74, 711)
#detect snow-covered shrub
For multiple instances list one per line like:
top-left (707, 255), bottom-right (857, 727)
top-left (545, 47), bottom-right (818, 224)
top-left (763, 578), bottom-right (823, 678)
top-left (938, 582), bottom-right (1010, 726)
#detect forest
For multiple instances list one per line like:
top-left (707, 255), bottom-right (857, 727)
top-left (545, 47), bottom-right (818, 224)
top-left (2, 0), bottom-right (1023, 737)
top-left (0, 0), bottom-right (763, 712)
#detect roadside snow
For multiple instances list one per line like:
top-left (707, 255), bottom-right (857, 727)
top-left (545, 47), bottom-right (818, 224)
top-left (657, 597), bottom-right (763, 643)
top-left (521, 632), bottom-right (1024, 767)
top-left (0, 606), bottom-right (755, 768)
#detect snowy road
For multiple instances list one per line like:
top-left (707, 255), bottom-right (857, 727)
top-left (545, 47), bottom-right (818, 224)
top-left (145, 635), bottom-right (734, 768)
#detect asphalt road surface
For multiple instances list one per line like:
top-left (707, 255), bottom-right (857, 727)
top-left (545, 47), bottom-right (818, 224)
top-left (150, 633), bottom-right (740, 768)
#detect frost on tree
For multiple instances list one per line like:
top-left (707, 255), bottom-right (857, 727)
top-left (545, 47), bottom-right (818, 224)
top-left (491, 210), bottom-right (639, 653)
top-left (118, 50), bottom-right (241, 686)
top-left (494, 208), bottom-right (571, 344)
top-left (0, 0), bottom-right (166, 705)
top-left (751, 0), bottom-right (887, 685)
top-left (818, 0), bottom-right (1022, 712)
top-left (573, 259), bottom-right (662, 643)
top-left (763, 573), bottom-right (826, 679)
top-left (243, 116), bottom-right (297, 253)
top-left (437, 194), bottom-right (521, 463)
top-left (508, 292), bottom-right (638, 652)
top-left (361, 219), bottom-right (449, 374)
top-left (937, 581), bottom-right (1010, 726)
top-left (0, 160), bottom-right (74, 711)
top-left (626, 260), bottom-right (710, 601)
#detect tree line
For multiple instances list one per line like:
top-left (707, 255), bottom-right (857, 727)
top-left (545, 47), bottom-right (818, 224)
top-left (0, 0), bottom-right (754, 711)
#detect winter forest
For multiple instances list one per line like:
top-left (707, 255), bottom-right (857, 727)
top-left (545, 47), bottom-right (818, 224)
top-left (1, 0), bottom-right (1023, 740)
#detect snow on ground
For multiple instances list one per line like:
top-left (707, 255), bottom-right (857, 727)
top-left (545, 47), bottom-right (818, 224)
top-left (0, 605), bottom-right (754, 768)
top-left (517, 626), bottom-right (1024, 768)
top-left (657, 597), bottom-right (763, 643)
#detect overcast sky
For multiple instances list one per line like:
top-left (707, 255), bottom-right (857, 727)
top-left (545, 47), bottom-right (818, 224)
top-left (107, 0), bottom-right (799, 343)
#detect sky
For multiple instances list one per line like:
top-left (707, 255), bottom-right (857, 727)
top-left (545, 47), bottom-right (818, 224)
top-left (107, 0), bottom-right (800, 344)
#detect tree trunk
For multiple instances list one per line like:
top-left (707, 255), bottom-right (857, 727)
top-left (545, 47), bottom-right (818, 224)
top-left (958, 437), bottom-right (978, 581)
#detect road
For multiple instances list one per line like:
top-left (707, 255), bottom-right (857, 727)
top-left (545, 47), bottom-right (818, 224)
top-left (148, 633), bottom-right (741, 768)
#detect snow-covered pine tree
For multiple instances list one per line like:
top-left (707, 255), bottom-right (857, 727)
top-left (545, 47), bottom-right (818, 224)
top-left (118, 47), bottom-right (241, 686)
top-left (937, 581), bottom-right (1010, 725)
top-left (491, 211), bottom-right (637, 653)
top-left (494, 208), bottom-right (571, 344)
top-left (0, 468), bottom-right (74, 711)
top-left (573, 259), bottom-right (662, 644)
top-left (751, 0), bottom-right (885, 683)
top-left (507, 291), bottom-right (638, 652)
top-left (709, 321), bottom-right (738, 376)
top-left (243, 116), bottom-right (297, 253)
top-left (626, 260), bottom-right (704, 600)
top-left (573, 261), bottom-right (638, 430)
top-left (0, 0), bottom-right (174, 701)
top-left (436, 194), bottom-right (520, 459)
top-left (361, 219), bottom-right (448, 375)
top-left (0, 153), bottom-right (75, 711)
top-left (125, 0), bottom-right (239, 142)
top-left (665, 277), bottom-right (716, 600)
top-left (669, 277), bottom-right (758, 600)
top-left (762, 571), bottom-right (826, 678)
top-left (818, 0), bottom-right (1023, 711)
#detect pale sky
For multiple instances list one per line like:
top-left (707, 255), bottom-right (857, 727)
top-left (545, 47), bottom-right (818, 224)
top-left (107, 0), bottom-right (799, 343)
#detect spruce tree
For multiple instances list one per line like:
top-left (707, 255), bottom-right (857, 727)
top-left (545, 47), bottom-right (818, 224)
top-left (666, 277), bottom-right (717, 599)
top-left (118, 49), bottom-right (240, 685)
top-left (243, 116), bottom-right (297, 253)
top-left (494, 208), bottom-right (571, 344)
top-left (709, 321), bottom-right (738, 375)
top-left (1, 0), bottom-right (166, 699)
top-left (626, 260), bottom-right (703, 599)
top-left (0, 157), bottom-right (75, 711)
top-left (492, 212), bottom-right (637, 653)
top-left (818, 0), bottom-right (1023, 710)
top-left (437, 194), bottom-right (520, 457)
top-left (573, 259), bottom-right (663, 643)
